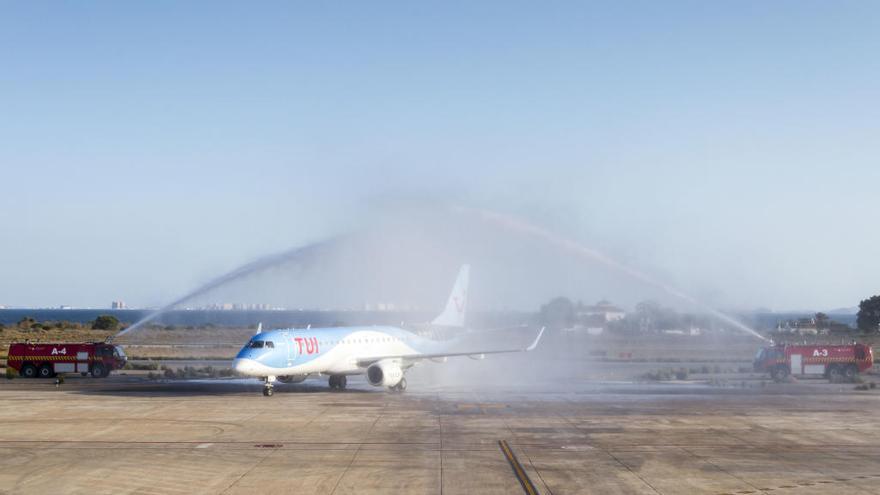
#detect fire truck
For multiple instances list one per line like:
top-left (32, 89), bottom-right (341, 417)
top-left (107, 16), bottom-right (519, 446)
top-left (753, 343), bottom-right (873, 381)
top-left (6, 342), bottom-right (127, 378)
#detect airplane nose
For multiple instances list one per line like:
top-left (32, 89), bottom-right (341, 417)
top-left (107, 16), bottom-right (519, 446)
top-left (232, 358), bottom-right (250, 375)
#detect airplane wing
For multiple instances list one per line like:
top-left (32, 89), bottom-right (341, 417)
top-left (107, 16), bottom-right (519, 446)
top-left (355, 327), bottom-right (544, 368)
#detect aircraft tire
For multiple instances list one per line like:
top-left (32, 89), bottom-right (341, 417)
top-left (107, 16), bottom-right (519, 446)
top-left (263, 386), bottom-right (273, 397)
top-left (338, 376), bottom-right (347, 390)
top-left (328, 375), bottom-right (338, 389)
top-left (398, 377), bottom-right (406, 392)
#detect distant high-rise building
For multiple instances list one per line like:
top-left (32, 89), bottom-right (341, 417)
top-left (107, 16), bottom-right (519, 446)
top-left (111, 301), bottom-right (127, 309)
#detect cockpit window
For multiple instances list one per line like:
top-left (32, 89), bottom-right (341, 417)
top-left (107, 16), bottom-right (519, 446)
top-left (248, 340), bottom-right (273, 349)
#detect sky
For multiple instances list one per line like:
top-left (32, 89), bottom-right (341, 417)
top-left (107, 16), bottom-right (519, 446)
top-left (1, 1), bottom-right (878, 311)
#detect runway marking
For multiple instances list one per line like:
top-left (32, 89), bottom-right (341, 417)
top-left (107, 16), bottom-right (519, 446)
top-left (498, 440), bottom-right (539, 495)
top-left (714, 474), bottom-right (880, 494)
top-left (195, 443), bottom-right (213, 449)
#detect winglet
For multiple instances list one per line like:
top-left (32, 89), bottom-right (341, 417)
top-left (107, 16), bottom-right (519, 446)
top-left (255, 322), bottom-right (262, 335)
top-left (525, 327), bottom-right (545, 351)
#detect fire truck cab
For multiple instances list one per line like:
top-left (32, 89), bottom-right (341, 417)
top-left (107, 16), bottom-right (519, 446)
top-left (7, 342), bottom-right (127, 379)
top-left (754, 343), bottom-right (873, 381)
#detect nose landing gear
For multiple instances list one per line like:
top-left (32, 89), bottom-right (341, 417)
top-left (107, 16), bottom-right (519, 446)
top-left (262, 376), bottom-right (276, 397)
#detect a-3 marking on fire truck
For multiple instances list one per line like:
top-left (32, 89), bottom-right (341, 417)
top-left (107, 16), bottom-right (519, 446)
top-left (812, 349), bottom-right (829, 357)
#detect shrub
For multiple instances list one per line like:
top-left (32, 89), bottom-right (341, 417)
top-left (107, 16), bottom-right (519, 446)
top-left (92, 315), bottom-right (120, 331)
top-left (674, 368), bottom-right (689, 380)
top-left (125, 362), bottom-right (160, 371)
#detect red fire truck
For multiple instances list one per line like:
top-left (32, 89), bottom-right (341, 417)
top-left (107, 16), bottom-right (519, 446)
top-left (6, 342), bottom-right (127, 378)
top-left (753, 343), bottom-right (873, 381)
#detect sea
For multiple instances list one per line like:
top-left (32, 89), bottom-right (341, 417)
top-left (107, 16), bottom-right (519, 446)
top-left (0, 309), bottom-right (529, 329)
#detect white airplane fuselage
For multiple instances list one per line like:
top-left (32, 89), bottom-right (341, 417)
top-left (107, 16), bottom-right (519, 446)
top-left (233, 325), bottom-right (432, 378)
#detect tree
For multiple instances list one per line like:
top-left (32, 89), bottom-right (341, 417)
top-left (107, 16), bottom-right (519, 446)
top-left (92, 315), bottom-right (120, 331)
top-left (539, 297), bottom-right (576, 329)
top-left (814, 312), bottom-right (830, 331)
top-left (857, 296), bottom-right (880, 333)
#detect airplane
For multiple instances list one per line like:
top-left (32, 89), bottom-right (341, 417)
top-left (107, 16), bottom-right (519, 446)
top-left (232, 265), bottom-right (545, 396)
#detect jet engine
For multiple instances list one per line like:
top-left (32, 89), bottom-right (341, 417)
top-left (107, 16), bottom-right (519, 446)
top-left (366, 359), bottom-right (404, 388)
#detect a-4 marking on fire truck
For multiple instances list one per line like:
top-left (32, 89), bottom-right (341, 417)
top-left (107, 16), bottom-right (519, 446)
top-left (51, 347), bottom-right (67, 355)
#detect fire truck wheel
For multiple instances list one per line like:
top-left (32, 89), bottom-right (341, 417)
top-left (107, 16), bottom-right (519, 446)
top-left (91, 363), bottom-right (106, 378)
top-left (38, 364), bottom-right (55, 379)
top-left (828, 365), bottom-right (842, 379)
top-left (20, 364), bottom-right (37, 379)
top-left (844, 365), bottom-right (858, 379)
top-left (771, 366), bottom-right (789, 382)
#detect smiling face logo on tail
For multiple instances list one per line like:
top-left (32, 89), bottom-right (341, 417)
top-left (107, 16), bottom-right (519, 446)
top-left (453, 292), bottom-right (467, 313)
top-left (432, 265), bottom-right (469, 327)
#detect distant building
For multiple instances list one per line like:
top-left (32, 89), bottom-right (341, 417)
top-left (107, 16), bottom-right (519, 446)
top-left (577, 300), bottom-right (626, 322)
top-left (777, 318), bottom-right (823, 335)
top-left (111, 301), bottom-right (127, 309)
top-left (59, 305), bottom-right (73, 310)
top-left (201, 302), bottom-right (278, 311)
top-left (562, 300), bottom-right (627, 336)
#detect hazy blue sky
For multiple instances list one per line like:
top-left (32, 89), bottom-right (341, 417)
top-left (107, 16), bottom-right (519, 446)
top-left (1, 1), bottom-right (878, 311)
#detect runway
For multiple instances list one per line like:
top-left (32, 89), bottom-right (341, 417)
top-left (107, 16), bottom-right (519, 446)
top-left (2, 375), bottom-right (880, 494)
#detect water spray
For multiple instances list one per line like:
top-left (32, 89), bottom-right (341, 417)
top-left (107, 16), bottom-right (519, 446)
top-left (114, 237), bottom-right (343, 339)
top-left (461, 206), bottom-right (769, 342)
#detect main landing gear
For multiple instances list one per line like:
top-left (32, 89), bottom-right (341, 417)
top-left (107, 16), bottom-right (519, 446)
top-left (389, 377), bottom-right (407, 393)
top-left (328, 375), bottom-right (347, 390)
